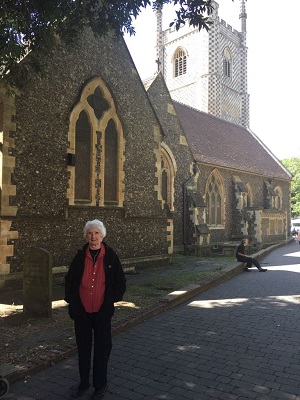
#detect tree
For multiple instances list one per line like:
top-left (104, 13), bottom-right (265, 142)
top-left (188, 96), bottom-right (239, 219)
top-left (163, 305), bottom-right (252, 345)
top-left (281, 158), bottom-right (300, 218)
top-left (1, 0), bottom-right (214, 89)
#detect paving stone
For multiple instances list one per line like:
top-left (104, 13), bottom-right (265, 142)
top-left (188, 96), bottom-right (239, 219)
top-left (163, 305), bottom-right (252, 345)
top-left (5, 241), bottom-right (300, 400)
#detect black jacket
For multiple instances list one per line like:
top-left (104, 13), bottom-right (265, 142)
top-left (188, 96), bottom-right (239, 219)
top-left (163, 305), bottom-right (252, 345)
top-left (236, 243), bottom-right (246, 260)
top-left (64, 242), bottom-right (126, 320)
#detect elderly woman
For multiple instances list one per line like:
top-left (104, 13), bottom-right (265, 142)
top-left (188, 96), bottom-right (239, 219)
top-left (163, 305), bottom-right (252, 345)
top-left (65, 219), bottom-right (126, 399)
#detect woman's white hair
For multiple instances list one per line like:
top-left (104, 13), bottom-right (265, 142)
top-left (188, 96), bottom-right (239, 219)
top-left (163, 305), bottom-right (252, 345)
top-left (83, 219), bottom-right (106, 239)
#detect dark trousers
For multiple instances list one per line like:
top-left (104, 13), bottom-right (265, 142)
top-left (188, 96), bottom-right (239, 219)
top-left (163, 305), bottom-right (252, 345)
top-left (74, 313), bottom-right (112, 389)
top-left (237, 256), bottom-right (261, 270)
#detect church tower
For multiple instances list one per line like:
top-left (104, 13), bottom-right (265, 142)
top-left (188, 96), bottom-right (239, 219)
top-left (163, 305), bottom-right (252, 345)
top-left (157, 0), bottom-right (249, 128)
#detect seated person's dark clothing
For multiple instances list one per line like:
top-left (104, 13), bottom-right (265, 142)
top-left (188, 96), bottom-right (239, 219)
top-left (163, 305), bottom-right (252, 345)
top-left (236, 243), bottom-right (246, 260)
top-left (236, 243), bottom-right (262, 270)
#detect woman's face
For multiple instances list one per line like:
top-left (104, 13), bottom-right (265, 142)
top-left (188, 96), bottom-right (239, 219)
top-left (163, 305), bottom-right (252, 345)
top-left (86, 228), bottom-right (103, 249)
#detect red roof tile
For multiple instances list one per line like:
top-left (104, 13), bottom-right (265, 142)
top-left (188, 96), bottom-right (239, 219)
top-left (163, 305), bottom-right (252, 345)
top-left (173, 101), bottom-right (291, 180)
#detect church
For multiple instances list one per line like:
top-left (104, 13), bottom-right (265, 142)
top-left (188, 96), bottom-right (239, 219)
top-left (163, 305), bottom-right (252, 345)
top-left (0, 0), bottom-right (291, 288)
top-left (145, 0), bottom-right (291, 251)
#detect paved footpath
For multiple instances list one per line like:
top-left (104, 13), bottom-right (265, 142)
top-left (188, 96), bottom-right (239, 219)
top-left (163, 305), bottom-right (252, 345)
top-left (5, 241), bottom-right (300, 400)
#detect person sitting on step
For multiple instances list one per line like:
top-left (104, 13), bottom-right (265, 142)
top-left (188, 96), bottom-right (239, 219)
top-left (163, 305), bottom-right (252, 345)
top-left (236, 238), bottom-right (267, 272)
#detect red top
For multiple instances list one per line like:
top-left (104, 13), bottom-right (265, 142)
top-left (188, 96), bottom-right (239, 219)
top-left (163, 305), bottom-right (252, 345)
top-left (79, 245), bottom-right (106, 313)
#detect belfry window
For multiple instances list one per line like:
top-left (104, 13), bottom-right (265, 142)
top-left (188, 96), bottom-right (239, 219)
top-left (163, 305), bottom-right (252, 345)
top-left (174, 48), bottom-right (187, 77)
top-left (223, 48), bottom-right (232, 79)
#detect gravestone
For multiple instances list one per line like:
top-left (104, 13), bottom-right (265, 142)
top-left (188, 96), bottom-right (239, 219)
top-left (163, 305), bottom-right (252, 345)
top-left (23, 248), bottom-right (52, 317)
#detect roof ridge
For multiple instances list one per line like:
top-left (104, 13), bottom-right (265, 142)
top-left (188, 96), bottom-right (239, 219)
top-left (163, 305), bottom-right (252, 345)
top-left (172, 100), bottom-right (248, 130)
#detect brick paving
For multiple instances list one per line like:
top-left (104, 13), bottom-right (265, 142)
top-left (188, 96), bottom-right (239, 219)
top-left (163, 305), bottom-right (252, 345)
top-left (4, 240), bottom-right (300, 399)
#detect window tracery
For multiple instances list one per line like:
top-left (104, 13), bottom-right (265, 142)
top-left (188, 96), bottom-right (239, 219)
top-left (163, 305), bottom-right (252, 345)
top-left (205, 170), bottom-right (224, 226)
top-left (68, 77), bottom-right (124, 207)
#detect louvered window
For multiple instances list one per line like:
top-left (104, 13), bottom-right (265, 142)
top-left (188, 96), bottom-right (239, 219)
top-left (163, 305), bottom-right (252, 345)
top-left (223, 48), bottom-right (232, 79)
top-left (174, 48), bottom-right (187, 77)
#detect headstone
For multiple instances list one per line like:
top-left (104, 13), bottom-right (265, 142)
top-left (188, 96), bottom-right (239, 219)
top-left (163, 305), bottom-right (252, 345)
top-left (23, 247), bottom-right (52, 317)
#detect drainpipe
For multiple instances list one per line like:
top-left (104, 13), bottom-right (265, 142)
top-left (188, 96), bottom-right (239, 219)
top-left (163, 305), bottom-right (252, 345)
top-left (182, 161), bottom-right (197, 254)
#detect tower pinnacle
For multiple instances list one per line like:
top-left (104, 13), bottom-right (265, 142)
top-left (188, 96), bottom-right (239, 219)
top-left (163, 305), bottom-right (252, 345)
top-left (155, 6), bottom-right (163, 74)
top-left (239, 0), bottom-right (247, 32)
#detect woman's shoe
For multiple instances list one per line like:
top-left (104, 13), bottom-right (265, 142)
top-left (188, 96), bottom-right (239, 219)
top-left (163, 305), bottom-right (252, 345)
top-left (91, 384), bottom-right (108, 399)
top-left (71, 384), bottom-right (89, 398)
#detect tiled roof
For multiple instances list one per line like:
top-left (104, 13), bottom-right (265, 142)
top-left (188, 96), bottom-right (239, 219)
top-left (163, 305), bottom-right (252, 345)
top-left (173, 101), bottom-right (291, 180)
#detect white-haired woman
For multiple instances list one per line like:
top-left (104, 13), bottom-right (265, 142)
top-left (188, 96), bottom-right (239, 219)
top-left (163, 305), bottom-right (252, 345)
top-left (65, 219), bottom-right (126, 399)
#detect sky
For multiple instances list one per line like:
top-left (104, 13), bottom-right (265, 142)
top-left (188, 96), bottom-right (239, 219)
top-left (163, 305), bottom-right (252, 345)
top-left (125, 1), bottom-right (300, 161)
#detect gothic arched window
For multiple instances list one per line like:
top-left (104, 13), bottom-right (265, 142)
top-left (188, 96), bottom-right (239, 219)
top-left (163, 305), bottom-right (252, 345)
top-left (75, 110), bottom-right (91, 202)
top-left (273, 186), bottom-right (283, 210)
top-left (68, 78), bottom-right (124, 207)
top-left (104, 119), bottom-right (118, 204)
top-left (205, 170), bottom-right (224, 226)
top-left (223, 47), bottom-right (232, 79)
top-left (160, 146), bottom-right (176, 211)
top-left (174, 48), bottom-right (187, 77)
top-left (245, 183), bottom-right (253, 207)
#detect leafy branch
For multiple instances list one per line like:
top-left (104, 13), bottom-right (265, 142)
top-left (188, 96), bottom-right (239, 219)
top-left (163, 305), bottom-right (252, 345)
top-left (0, 0), bottom-right (214, 89)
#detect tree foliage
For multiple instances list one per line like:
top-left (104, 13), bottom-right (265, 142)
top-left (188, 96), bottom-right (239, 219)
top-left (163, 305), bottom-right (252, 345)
top-left (281, 158), bottom-right (300, 218)
top-left (0, 0), bottom-right (213, 89)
